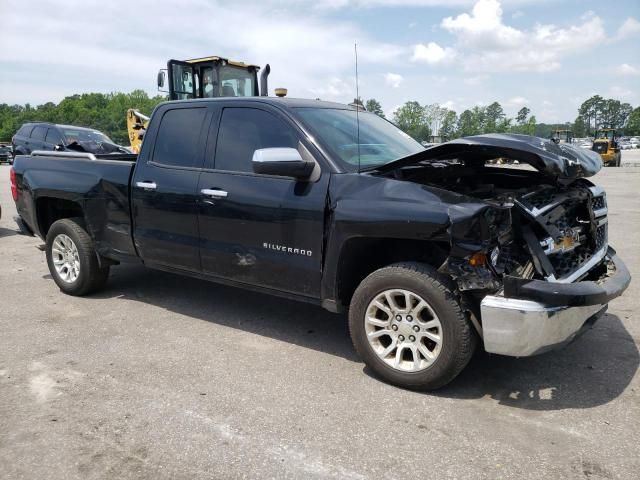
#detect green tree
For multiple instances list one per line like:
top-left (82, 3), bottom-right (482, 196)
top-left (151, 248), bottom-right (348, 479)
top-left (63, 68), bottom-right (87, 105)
top-left (579, 95), bottom-right (605, 134)
top-left (0, 90), bottom-right (166, 145)
top-left (457, 109), bottom-right (476, 137)
top-left (439, 110), bottom-right (458, 140)
top-left (516, 107), bottom-right (530, 125)
top-left (365, 98), bottom-right (385, 117)
top-left (573, 116), bottom-right (587, 137)
top-left (393, 101), bottom-right (431, 141)
top-left (626, 107), bottom-right (640, 136)
top-left (484, 101), bottom-right (505, 133)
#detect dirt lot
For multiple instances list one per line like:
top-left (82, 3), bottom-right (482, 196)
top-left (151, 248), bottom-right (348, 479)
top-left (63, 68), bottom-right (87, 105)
top-left (1, 154), bottom-right (639, 479)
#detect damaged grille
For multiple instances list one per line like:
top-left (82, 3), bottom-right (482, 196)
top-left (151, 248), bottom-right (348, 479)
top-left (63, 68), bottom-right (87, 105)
top-left (516, 185), bottom-right (607, 283)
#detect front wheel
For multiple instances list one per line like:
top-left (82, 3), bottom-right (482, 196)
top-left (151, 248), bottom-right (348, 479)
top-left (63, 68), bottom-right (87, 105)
top-left (348, 262), bottom-right (476, 390)
top-left (46, 218), bottom-right (110, 296)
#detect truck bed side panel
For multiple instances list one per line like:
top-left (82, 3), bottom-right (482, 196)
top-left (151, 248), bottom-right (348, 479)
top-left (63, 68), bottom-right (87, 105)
top-left (15, 156), bottom-right (137, 261)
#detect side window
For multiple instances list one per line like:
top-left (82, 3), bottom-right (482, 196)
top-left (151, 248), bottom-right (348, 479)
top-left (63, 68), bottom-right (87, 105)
top-left (214, 108), bottom-right (298, 173)
top-left (152, 107), bottom-right (207, 168)
top-left (31, 126), bottom-right (47, 141)
top-left (17, 125), bottom-right (34, 137)
top-left (45, 128), bottom-right (62, 145)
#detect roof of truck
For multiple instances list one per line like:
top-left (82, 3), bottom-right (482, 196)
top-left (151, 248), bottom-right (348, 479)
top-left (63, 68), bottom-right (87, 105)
top-left (164, 97), bottom-right (357, 111)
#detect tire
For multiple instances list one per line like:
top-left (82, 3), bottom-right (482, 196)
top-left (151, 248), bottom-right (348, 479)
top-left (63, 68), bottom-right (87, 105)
top-left (349, 262), bottom-right (476, 390)
top-left (46, 218), bottom-right (110, 296)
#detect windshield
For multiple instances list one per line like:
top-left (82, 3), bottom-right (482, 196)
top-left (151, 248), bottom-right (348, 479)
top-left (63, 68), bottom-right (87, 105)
top-left (62, 129), bottom-right (113, 145)
top-left (295, 107), bottom-right (424, 171)
top-left (218, 65), bottom-right (256, 97)
top-left (595, 130), bottom-right (615, 141)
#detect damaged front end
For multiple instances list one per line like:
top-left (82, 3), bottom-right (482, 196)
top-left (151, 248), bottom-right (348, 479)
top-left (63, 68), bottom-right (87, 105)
top-left (375, 134), bottom-right (631, 356)
top-left (438, 179), bottom-right (619, 296)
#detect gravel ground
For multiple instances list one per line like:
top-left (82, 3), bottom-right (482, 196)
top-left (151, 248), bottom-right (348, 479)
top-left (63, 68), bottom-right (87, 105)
top-left (0, 153), bottom-right (639, 479)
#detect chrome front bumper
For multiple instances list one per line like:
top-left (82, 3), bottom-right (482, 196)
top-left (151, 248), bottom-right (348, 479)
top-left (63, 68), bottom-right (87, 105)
top-left (480, 297), bottom-right (606, 356)
top-left (479, 249), bottom-right (630, 357)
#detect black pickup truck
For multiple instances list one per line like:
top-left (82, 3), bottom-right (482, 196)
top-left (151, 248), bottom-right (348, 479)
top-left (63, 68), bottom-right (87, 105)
top-left (11, 98), bottom-right (630, 390)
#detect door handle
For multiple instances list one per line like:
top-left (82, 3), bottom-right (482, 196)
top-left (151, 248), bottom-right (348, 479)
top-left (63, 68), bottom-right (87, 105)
top-left (201, 188), bottom-right (228, 198)
top-left (136, 181), bottom-right (157, 190)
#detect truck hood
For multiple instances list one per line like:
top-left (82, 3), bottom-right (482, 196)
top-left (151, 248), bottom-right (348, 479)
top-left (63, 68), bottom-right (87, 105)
top-left (373, 133), bottom-right (602, 179)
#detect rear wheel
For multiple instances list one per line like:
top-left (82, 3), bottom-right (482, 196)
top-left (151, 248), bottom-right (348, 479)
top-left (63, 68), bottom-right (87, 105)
top-left (348, 262), bottom-right (476, 390)
top-left (46, 218), bottom-right (109, 296)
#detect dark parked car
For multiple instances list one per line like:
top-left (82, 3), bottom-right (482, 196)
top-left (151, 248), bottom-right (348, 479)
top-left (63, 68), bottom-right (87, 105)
top-left (10, 98), bottom-right (630, 390)
top-left (0, 144), bottom-right (13, 164)
top-left (12, 122), bottom-right (128, 156)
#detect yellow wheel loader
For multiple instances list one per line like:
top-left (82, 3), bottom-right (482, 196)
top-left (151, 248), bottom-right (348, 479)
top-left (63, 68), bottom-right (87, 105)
top-left (127, 55), bottom-right (276, 152)
top-left (551, 129), bottom-right (573, 144)
top-left (592, 128), bottom-right (621, 167)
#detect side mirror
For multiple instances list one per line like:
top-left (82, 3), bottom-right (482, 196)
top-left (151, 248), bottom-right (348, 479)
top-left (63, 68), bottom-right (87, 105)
top-left (157, 70), bottom-right (166, 88)
top-left (252, 148), bottom-right (315, 179)
top-left (54, 144), bottom-right (65, 151)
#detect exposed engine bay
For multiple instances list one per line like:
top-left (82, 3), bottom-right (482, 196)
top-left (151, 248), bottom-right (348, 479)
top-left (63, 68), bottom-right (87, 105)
top-left (390, 161), bottom-right (610, 294)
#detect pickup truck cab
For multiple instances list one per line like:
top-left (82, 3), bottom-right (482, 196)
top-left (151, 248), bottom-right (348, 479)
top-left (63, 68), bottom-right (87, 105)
top-left (11, 97), bottom-right (631, 390)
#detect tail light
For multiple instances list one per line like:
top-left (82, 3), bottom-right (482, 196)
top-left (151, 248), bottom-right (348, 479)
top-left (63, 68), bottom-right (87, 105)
top-left (10, 167), bottom-right (18, 201)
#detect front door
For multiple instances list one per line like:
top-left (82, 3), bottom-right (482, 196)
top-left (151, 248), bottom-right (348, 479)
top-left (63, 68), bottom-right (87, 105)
top-left (197, 105), bottom-right (329, 297)
top-left (131, 105), bottom-right (211, 271)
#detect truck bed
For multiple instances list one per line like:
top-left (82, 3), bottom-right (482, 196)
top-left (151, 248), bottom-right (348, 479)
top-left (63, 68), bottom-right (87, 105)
top-left (13, 151), bottom-right (139, 261)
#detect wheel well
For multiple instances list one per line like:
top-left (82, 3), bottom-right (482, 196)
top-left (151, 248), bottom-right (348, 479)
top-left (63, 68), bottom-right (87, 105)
top-left (335, 237), bottom-right (449, 308)
top-left (36, 197), bottom-right (84, 238)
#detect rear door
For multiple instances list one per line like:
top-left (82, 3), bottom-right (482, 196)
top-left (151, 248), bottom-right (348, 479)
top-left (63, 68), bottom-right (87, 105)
top-left (29, 126), bottom-right (48, 151)
top-left (131, 104), bottom-right (212, 271)
top-left (197, 103), bottom-right (329, 297)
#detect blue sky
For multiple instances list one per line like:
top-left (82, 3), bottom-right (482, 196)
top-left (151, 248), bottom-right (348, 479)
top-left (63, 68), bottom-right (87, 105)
top-left (0, 0), bottom-right (638, 123)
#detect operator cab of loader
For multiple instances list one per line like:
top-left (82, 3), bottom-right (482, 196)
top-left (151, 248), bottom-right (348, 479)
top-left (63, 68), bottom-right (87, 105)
top-left (551, 129), bottom-right (573, 144)
top-left (157, 56), bottom-right (270, 100)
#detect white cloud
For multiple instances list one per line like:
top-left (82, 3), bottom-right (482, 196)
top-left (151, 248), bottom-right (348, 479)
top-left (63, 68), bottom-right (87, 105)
top-left (463, 74), bottom-right (488, 85)
top-left (617, 63), bottom-right (640, 76)
top-left (0, 0), bottom-right (406, 105)
top-left (384, 73), bottom-right (404, 88)
top-left (505, 96), bottom-right (529, 106)
top-left (312, 0), bottom-right (541, 9)
top-left (614, 17), bottom-right (640, 40)
top-left (607, 86), bottom-right (636, 102)
top-left (309, 77), bottom-right (353, 98)
top-left (442, 100), bottom-right (456, 110)
top-left (435, 0), bottom-right (606, 72)
top-left (411, 42), bottom-right (456, 64)
top-left (542, 100), bottom-right (553, 107)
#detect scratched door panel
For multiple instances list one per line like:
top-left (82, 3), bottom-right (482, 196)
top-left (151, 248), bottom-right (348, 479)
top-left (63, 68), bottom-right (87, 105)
top-left (197, 171), bottom-right (329, 297)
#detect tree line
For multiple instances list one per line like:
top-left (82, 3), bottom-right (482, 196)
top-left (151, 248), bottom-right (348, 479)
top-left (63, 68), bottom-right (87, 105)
top-left (364, 95), bottom-right (640, 142)
top-left (1, 90), bottom-right (639, 145)
top-left (0, 90), bottom-right (166, 144)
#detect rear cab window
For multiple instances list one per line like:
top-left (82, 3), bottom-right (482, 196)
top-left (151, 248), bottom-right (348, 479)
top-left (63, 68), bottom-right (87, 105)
top-left (152, 107), bottom-right (208, 168)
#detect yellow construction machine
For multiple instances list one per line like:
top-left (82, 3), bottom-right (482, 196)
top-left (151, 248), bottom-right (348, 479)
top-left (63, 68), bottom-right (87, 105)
top-left (127, 55), bottom-right (277, 152)
top-left (592, 128), bottom-right (621, 167)
top-left (551, 129), bottom-right (573, 144)
top-left (126, 109), bottom-right (150, 154)
top-left (157, 55), bottom-right (270, 100)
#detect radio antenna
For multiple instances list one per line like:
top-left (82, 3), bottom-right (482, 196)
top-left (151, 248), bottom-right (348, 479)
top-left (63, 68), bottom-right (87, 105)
top-left (355, 42), bottom-right (361, 173)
